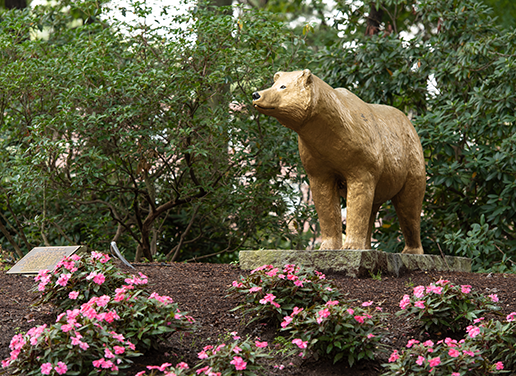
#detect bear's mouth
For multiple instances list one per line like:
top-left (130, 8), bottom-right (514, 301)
top-left (254, 104), bottom-right (275, 110)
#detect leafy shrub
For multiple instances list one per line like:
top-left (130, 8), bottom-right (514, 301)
top-left (284, 300), bottom-right (387, 366)
top-left (382, 336), bottom-right (505, 376)
top-left (1, 306), bottom-right (141, 375)
top-left (396, 279), bottom-right (501, 335)
top-left (90, 287), bottom-right (196, 351)
top-left (137, 333), bottom-right (272, 376)
top-left (32, 251), bottom-right (132, 312)
top-left (227, 264), bottom-right (342, 326)
top-left (467, 314), bottom-right (516, 371)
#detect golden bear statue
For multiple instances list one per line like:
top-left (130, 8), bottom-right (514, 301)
top-left (252, 70), bottom-right (426, 254)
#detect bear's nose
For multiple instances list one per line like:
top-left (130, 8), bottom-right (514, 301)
top-left (252, 92), bottom-right (261, 101)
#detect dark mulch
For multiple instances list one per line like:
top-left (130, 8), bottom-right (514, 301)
top-left (1, 260), bottom-right (516, 375)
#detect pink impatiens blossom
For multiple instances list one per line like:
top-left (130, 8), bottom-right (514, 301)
top-left (448, 348), bottom-right (460, 357)
top-left (197, 350), bottom-right (208, 359)
top-left (414, 300), bottom-right (425, 309)
top-left (452, 373), bottom-right (460, 376)
top-left (495, 361), bottom-right (504, 370)
top-left (361, 301), bottom-right (373, 307)
top-left (388, 350), bottom-right (399, 363)
top-left (461, 285), bottom-right (472, 294)
top-left (354, 315), bottom-right (365, 324)
top-left (114, 346), bottom-right (125, 355)
top-left (230, 356), bottom-right (247, 370)
top-left (406, 339), bottom-right (420, 348)
top-left (68, 291), bottom-right (79, 300)
top-left (55, 361), bottom-right (68, 375)
top-left (346, 308), bottom-right (354, 315)
top-left (399, 295), bottom-right (411, 310)
top-left (255, 341), bottom-right (268, 348)
top-left (506, 312), bottom-right (516, 322)
top-left (292, 338), bottom-right (307, 349)
top-left (281, 316), bottom-right (293, 328)
top-left (41, 363), bottom-right (53, 375)
top-left (56, 273), bottom-right (71, 287)
top-left (86, 271), bottom-right (106, 285)
top-left (325, 300), bottom-right (339, 306)
top-left (249, 286), bottom-right (262, 293)
top-left (294, 280), bottom-right (304, 287)
top-left (488, 294), bottom-right (499, 302)
top-left (259, 293), bottom-right (277, 305)
top-left (426, 284), bottom-right (443, 294)
top-left (176, 362), bottom-right (189, 369)
top-left (292, 307), bottom-right (304, 315)
top-left (232, 346), bottom-right (242, 354)
top-left (317, 308), bottom-right (331, 324)
top-left (367, 333), bottom-right (375, 339)
top-left (413, 285), bottom-right (425, 298)
top-left (428, 356), bottom-right (440, 367)
top-left (416, 356), bottom-right (425, 365)
top-left (232, 280), bottom-right (244, 288)
top-left (466, 325), bottom-right (480, 338)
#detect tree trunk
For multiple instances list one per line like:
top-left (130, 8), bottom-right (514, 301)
top-left (4, 0), bottom-right (27, 9)
top-left (365, 2), bottom-right (383, 36)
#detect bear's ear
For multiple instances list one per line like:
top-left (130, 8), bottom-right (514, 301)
top-left (300, 69), bottom-right (313, 86)
top-left (273, 72), bottom-right (283, 82)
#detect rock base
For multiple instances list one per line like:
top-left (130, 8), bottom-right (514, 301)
top-left (238, 250), bottom-right (471, 278)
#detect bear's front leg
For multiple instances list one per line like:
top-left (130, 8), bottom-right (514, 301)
top-left (342, 180), bottom-right (375, 250)
top-left (308, 174), bottom-right (343, 250)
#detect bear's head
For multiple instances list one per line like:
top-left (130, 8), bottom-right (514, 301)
top-left (252, 69), bottom-right (314, 131)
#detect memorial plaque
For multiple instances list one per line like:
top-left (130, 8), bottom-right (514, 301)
top-left (7, 246), bottom-right (85, 275)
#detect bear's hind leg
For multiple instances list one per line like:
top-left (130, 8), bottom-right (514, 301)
top-left (391, 180), bottom-right (425, 255)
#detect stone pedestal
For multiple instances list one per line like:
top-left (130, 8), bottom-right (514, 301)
top-left (238, 250), bottom-right (471, 278)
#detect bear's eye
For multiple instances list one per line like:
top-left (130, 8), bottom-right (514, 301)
top-left (280, 85), bottom-right (286, 89)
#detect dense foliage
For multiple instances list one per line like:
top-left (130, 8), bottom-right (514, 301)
top-left (0, 0), bottom-right (312, 261)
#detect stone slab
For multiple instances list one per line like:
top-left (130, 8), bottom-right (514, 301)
top-left (7, 246), bottom-right (85, 275)
top-left (239, 250), bottom-right (471, 278)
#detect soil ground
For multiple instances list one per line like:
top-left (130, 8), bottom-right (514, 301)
top-left (1, 261), bottom-right (516, 375)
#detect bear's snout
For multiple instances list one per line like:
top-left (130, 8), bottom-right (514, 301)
top-left (252, 92), bottom-right (261, 101)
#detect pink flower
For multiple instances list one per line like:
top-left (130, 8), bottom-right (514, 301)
top-left (489, 294), bottom-right (499, 302)
top-left (406, 339), bottom-right (419, 348)
top-left (354, 315), bottom-right (365, 324)
top-left (346, 308), bottom-right (354, 315)
top-left (56, 273), bottom-right (71, 287)
top-left (414, 300), bottom-right (425, 309)
top-left (249, 286), bottom-right (262, 293)
top-left (325, 300), bottom-right (339, 306)
top-left (506, 312), bottom-right (516, 322)
top-left (448, 348), bottom-right (460, 357)
top-left (495, 361), bottom-right (504, 370)
top-left (463, 350), bottom-right (475, 357)
top-left (416, 356), bottom-right (425, 365)
top-left (265, 268), bottom-right (279, 277)
top-left (452, 373), bottom-right (460, 376)
top-left (259, 293), bottom-right (277, 305)
top-left (231, 331), bottom-right (240, 339)
top-left (86, 271), bottom-right (106, 285)
top-left (114, 346), bottom-right (125, 355)
top-left (292, 338), bottom-right (307, 349)
top-left (41, 363), bottom-right (53, 375)
top-left (367, 333), bottom-right (375, 339)
top-left (423, 340), bottom-right (434, 347)
top-left (281, 316), bottom-right (292, 328)
top-left (461, 285), bottom-right (472, 294)
top-left (197, 350), bottom-right (208, 359)
top-left (230, 356), bottom-right (247, 370)
top-left (135, 372), bottom-right (146, 376)
top-left (233, 346), bottom-right (242, 354)
top-left (399, 295), bottom-right (411, 310)
top-left (362, 301), bottom-right (373, 306)
top-left (292, 307), bottom-right (303, 315)
top-left (428, 356), bottom-right (440, 367)
top-left (317, 308), bottom-right (331, 324)
top-left (105, 348), bottom-right (115, 359)
top-left (294, 280), bottom-right (304, 287)
top-left (68, 291), bottom-right (79, 300)
top-left (413, 285), bottom-right (425, 298)
top-left (55, 362), bottom-right (68, 375)
top-left (255, 341), bottom-right (268, 348)
top-left (232, 281), bottom-right (244, 288)
top-left (435, 279), bottom-right (449, 286)
top-left (176, 362), bottom-right (189, 369)
top-left (79, 341), bottom-right (90, 350)
top-left (466, 325), bottom-right (480, 338)
top-left (388, 350), bottom-right (399, 363)
top-left (2, 360), bottom-right (10, 368)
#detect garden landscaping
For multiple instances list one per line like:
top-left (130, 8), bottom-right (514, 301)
top-left (1, 254), bottom-right (516, 376)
